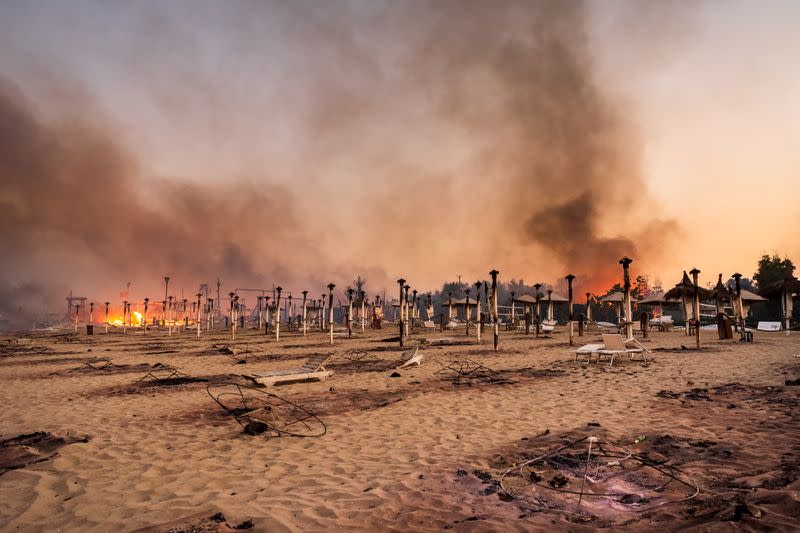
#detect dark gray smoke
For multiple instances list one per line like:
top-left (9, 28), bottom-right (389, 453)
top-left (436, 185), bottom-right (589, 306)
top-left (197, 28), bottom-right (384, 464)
top-left (0, 0), bottom-right (685, 317)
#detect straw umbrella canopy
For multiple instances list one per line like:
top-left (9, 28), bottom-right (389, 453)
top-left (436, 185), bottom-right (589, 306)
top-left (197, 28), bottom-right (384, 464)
top-left (709, 274), bottom-right (732, 314)
top-left (638, 291), bottom-right (670, 306)
top-left (665, 272), bottom-right (711, 334)
top-left (598, 291), bottom-right (624, 303)
top-left (597, 291), bottom-right (624, 324)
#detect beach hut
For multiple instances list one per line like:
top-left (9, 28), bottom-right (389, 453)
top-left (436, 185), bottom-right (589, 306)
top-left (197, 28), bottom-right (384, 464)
top-left (759, 277), bottom-right (800, 334)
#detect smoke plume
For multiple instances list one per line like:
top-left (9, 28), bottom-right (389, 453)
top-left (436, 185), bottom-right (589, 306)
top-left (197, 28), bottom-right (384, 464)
top-left (0, 0), bottom-right (683, 318)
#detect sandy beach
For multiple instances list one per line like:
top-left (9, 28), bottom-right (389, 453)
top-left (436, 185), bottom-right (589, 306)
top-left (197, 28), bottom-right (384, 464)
top-left (1, 326), bottom-right (798, 532)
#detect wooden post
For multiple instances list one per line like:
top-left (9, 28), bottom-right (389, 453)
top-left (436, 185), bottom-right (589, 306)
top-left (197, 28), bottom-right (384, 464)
top-left (474, 282), bottom-right (482, 343)
top-left (163, 276), bottom-right (170, 328)
top-left (167, 296), bottom-right (174, 336)
top-left (302, 290), bottom-right (308, 336)
top-left (566, 274), bottom-right (575, 346)
top-left (547, 289), bottom-right (553, 321)
top-left (464, 289), bottom-right (471, 336)
top-left (143, 298), bottom-right (149, 335)
top-left (534, 283), bottom-right (542, 338)
top-left (585, 292), bottom-right (592, 323)
top-left (690, 267), bottom-right (701, 349)
top-left (327, 283), bottom-right (336, 345)
top-left (412, 289), bottom-right (419, 329)
top-left (230, 293), bottom-right (239, 340)
top-left (122, 300), bottom-right (128, 334)
top-left (347, 288), bottom-right (354, 339)
top-left (733, 273), bottom-right (744, 336)
top-left (404, 285), bottom-right (411, 337)
top-left (104, 301), bottom-right (110, 334)
top-left (448, 293), bottom-right (453, 324)
top-left (195, 293), bottom-right (201, 338)
top-left (620, 257), bottom-right (633, 340)
top-left (360, 291), bottom-right (366, 333)
top-left (510, 291), bottom-right (516, 325)
top-left (397, 279), bottom-right (405, 347)
top-left (275, 287), bottom-right (282, 341)
top-left (490, 269), bottom-right (499, 351)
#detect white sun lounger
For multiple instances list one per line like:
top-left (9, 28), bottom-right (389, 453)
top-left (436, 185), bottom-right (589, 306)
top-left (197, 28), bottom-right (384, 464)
top-left (423, 320), bottom-right (437, 330)
top-left (244, 353), bottom-right (334, 387)
top-left (597, 334), bottom-right (647, 366)
top-left (575, 335), bottom-right (648, 366)
top-left (575, 343), bottom-right (605, 363)
top-left (756, 321), bottom-right (782, 332)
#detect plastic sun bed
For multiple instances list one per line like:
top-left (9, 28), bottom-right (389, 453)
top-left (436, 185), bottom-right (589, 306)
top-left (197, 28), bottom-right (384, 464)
top-left (575, 334), bottom-right (648, 366)
top-left (244, 353), bottom-right (334, 387)
top-left (756, 321), bottom-right (782, 332)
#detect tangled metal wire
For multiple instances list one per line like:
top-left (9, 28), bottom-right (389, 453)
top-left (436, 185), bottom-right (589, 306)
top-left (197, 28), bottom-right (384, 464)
top-left (499, 435), bottom-right (699, 517)
top-left (208, 382), bottom-right (326, 438)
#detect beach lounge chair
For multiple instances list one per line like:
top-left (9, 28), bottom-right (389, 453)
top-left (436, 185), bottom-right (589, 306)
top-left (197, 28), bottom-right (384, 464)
top-left (244, 353), bottom-right (334, 387)
top-left (574, 343), bottom-right (605, 364)
top-left (423, 320), bottom-right (437, 331)
top-left (395, 347), bottom-right (423, 369)
top-left (756, 321), bottom-right (781, 332)
top-left (596, 334), bottom-right (647, 366)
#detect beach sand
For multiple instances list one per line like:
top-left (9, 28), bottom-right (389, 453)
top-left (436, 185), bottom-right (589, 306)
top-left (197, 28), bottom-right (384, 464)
top-left (1, 326), bottom-right (798, 531)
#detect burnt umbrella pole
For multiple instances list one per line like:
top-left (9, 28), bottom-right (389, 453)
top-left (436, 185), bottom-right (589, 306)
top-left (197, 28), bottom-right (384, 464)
top-left (122, 300), bottom-right (128, 334)
top-left (404, 284), bottom-right (411, 337)
top-left (163, 276), bottom-right (170, 329)
top-left (411, 289), bottom-right (418, 330)
top-left (490, 269), bottom-right (499, 351)
top-left (195, 293), bottom-right (202, 338)
top-left (104, 301), bottom-right (110, 334)
top-left (275, 287), bottom-right (283, 341)
top-left (534, 283), bottom-right (542, 338)
top-left (565, 274), bottom-right (575, 346)
top-left (229, 292), bottom-right (236, 340)
top-left (302, 290), bottom-right (308, 336)
top-left (464, 289), bottom-right (471, 336)
top-left (733, 273), bottom-right (745, 337)
top-left (143, 298), bottom-right (149, 335)
top-left (182, 298), bottom-right (188, 331)
top-left (620, 257), bottom-right (634, 340)
top-left (347, 288), bottom-right (354, 339)
top-left (690, 268), bottom-right (702, 349)
top-left (475, 282), bottom-right (482, 343)
top-left (397, 279), bottom-right (406, 347)
top-left (167, 296), bottom-right (174, 336)
top-left (327, 283), bottom-right (336, 345)
top-left (360, 291), bottom-right (367, 333)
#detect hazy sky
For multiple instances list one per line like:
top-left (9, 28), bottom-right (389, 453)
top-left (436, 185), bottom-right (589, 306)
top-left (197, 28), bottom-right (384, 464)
top-left (1, 0), bottom-right (798, 307)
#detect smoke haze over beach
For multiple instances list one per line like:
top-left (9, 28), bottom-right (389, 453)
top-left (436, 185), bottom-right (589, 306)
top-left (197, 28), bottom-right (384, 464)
top-left (1, 0), bottom-right (798, 313)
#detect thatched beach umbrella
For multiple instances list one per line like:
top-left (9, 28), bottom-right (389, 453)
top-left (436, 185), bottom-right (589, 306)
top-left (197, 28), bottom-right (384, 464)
top-left (598, 291), bottom-right (624, 324)
top-left (665, 271), bottom-right (711, 336)
top-left (709, 274), bottom-right (731, 315)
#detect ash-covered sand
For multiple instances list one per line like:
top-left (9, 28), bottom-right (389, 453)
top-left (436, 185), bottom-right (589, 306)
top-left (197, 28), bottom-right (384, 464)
top-left (0, 327), bottom-right (798, 531)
